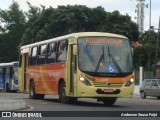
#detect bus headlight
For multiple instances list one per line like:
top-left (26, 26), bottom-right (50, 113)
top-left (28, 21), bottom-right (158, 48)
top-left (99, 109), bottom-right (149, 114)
top-left (80, 77), bottom-right (85, 82)
top-left (79, 76), bottom-right (91, 86)
top-left (125, 78), bottom-right (134, 87)
top-left (130, 78), bottom-right (134, 83)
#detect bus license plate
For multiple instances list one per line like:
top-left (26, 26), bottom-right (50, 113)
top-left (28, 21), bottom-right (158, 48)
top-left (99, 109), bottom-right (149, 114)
top-left (104, 89), bottom-right (114, 93)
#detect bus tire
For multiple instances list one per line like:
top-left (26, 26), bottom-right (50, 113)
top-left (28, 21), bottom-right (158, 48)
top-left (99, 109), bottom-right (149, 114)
top-left (30, 81), bottom-right (36, 99)
top-left (30, 81), bottom-right (44, 99)
top-left (102, 97), bottom-right (117, 106)
top-left (157, 96), bottom-right (160, 99)
top-left (59, 82), bottom-right (71, 103)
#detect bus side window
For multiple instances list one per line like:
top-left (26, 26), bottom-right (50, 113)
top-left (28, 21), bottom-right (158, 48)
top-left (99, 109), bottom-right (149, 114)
top-left (0, 69), bottom-right (2, 76)
top-left (6, 68), bottom-right (10, 76)
top-left (30, 47), bottom-right (38, 66)
top-left (2, 68), bottom-right (5, 76)
top-left (57, 40), bottom-right (68, 63)
top-left (46, 42), bottom-right (56, 64)
top-left (9, 67), bottom-right (13, 78)
top-left (38, 44), bottom-right (47, 65)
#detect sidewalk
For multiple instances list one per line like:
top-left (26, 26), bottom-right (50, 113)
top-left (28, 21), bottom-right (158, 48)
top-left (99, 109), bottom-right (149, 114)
top-left (134, 85), bottom-right (140, 97)
top-left (0, 99), bottom-right (26, 110)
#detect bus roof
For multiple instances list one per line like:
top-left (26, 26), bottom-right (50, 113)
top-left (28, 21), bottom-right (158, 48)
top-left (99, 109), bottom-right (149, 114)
top-left (20, 32), bottom-right (128, 50)
top-left (0, 61), bottom-right (19, 67)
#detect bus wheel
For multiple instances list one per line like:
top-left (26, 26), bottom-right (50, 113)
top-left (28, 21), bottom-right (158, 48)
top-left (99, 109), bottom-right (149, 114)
top-left (30, 81), bottom-right (36, 99)
top-left (30, 81), bottom-right (44, 99)
top-left (102, 97), bottom-right (117, 106)
top-left (59, 83), bottom-right (70, 103)
top-left (157, 97), bottom-right (160, 99)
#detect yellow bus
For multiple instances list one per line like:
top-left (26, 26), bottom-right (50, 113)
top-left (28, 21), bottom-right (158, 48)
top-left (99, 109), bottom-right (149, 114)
top-left (18, 32), bottom-right (134, 105)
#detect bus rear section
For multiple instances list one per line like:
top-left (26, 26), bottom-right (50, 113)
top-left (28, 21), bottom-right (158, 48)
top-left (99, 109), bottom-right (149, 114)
top-left (19, 32), bottom-right (134, 105)
top-left (0, 67), bottom-right (5, 91)
top-left (0, 62), bottom-right (19, 92)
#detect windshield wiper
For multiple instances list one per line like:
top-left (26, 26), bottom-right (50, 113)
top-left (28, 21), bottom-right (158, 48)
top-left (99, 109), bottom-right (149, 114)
top-left (108, 46), bottom-right (122, 73)
top-left (95, 46), bottom-right (105, 72)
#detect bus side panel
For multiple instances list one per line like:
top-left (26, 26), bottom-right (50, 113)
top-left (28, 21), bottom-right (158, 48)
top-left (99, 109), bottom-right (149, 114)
top-left (45, 64), bottom-right (66, 95)
top-left (0, 70), bottom-right (5, 90)
top-left (5, 68), bottom-right (10, 91)
top-left (0, 69), bottom-right (3, 89)
top-left (26, 64), bottom-right (66, 95)
top-left (0, 75), bottom-right (3, 89)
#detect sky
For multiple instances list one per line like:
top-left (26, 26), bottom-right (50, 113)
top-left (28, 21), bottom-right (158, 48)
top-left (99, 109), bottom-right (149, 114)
top-left (0, 0), bottom-right (160, 31)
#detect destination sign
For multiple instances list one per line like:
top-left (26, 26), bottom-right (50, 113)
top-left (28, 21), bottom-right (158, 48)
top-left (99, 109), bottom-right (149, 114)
top-left (85, 38), bottom-right (123, 44)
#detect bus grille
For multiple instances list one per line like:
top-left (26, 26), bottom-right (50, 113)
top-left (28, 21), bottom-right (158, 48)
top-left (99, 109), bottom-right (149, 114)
top-left (92, 82), bottom-right (123, 88)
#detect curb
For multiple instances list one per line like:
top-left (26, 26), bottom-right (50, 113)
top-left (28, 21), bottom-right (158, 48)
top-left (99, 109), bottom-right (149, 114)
top-left (134, 85), bottom-right (140, 95)
top-left (0, 99), bottom-right (26, 111)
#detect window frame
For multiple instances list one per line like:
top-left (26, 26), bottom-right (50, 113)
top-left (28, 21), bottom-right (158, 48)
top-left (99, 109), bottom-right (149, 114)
top-left (38, 44), bottom-right (47, 65)
top-left (46, 42), bottom-right (57, 64)
top-left (0, 69), bottom-right (3, 75)
top-left (57, 40), bottom-right (68, 63)
top-left (30, 46), bottom-right (38, 66)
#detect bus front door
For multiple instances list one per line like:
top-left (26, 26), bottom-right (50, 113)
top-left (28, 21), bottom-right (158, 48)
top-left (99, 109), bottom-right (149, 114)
top-left (24, 53), bottom-right (28, 91)
top-left (18, 53), bottom-right (28, 92)
top-left (69, 45), bottom-right (77, 96)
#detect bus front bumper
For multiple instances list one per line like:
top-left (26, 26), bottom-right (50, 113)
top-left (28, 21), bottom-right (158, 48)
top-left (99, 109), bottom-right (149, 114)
top-left (76, 84), bottom-right (134, 98)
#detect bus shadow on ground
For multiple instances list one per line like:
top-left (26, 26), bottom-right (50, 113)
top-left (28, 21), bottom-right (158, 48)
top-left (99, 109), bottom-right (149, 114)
top-left (44, 98), bottom-right (128, 109)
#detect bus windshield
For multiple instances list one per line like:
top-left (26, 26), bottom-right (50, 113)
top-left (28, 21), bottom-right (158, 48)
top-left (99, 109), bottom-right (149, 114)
top-left (78, 37), bottom-right (134, 76)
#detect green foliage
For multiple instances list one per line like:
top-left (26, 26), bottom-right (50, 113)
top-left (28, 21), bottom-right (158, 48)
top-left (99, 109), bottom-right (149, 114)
top-left (133, 46), bottom-right (147, 67)
top-left (0, 3), bottom-right (139, 63)
top-left (21, 5), bottom-right (139, 45)
top-left (0, 2), bottom-right (26, 62)
top-left (139, 30), bottom-right (157, 44)
top-left (105, 11), bottom-right (139, 41)
top-left (133, 43), bottom-right (156, 67)
top-left (0, 2), bottom-right (26, 33)
top-left (133, 30), bottom-right (158, 68)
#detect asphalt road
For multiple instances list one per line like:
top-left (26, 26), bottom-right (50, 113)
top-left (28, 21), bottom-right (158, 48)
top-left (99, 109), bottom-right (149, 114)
top-left (1, 92), bottom-right (160, 120)
top-left (1, 92), bottom-right (160, 111)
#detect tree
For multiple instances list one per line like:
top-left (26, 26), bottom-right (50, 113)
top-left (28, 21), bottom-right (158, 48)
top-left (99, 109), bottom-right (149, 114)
top-left (139, 30), bottom-right (157, 44)
top-left (21, 5), bottom-right (139, 45)
top-left (133, 43), bottom-right (156, 68)
top-left (0, 2), bottom-right (26, 62)
top-left (133, 46), bottom-right (147, 67)
top-left (133, 30), bottom-right (158, 68)
top-left (105, 11), bottom-right (139, 41)
top-left (0, 3), bottom-right (139, 63)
